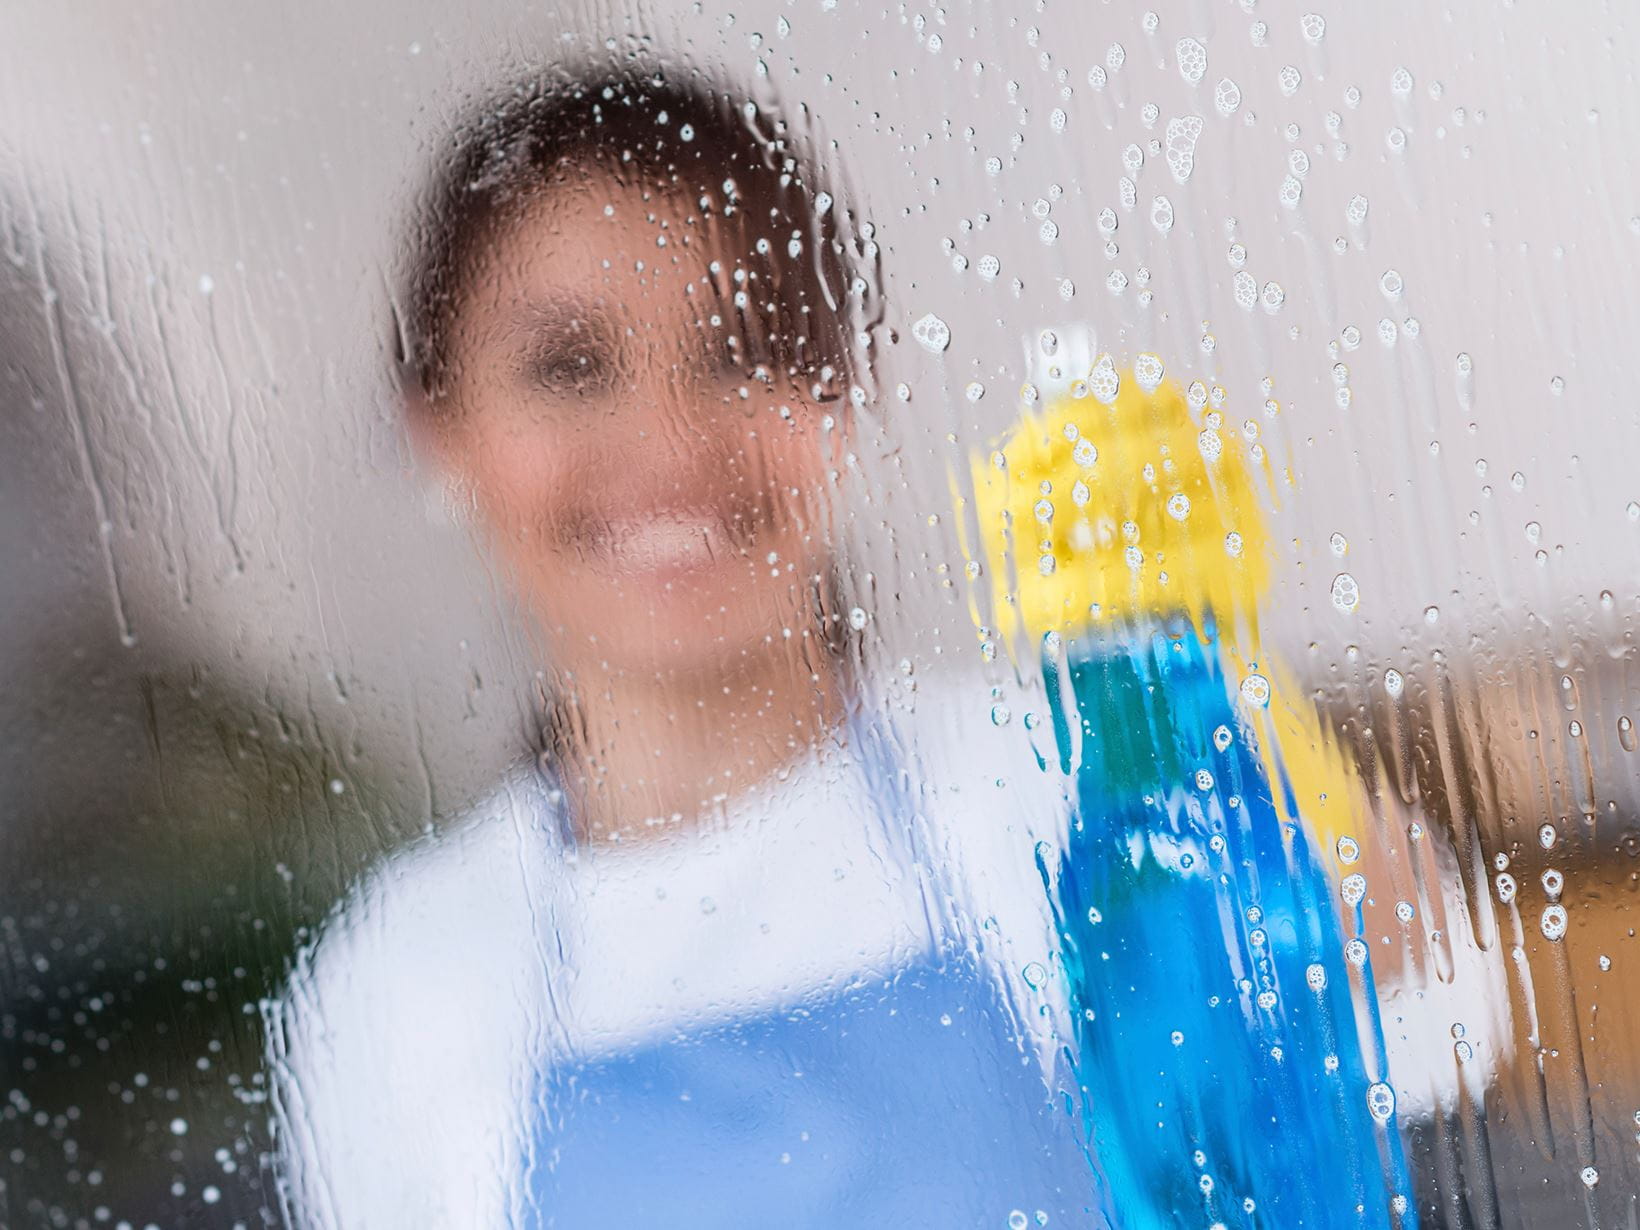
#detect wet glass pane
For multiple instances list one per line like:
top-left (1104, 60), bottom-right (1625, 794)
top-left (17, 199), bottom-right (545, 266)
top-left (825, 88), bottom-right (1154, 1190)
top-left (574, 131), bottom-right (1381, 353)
top-left (3, 4), bottom-right (1638, 1228)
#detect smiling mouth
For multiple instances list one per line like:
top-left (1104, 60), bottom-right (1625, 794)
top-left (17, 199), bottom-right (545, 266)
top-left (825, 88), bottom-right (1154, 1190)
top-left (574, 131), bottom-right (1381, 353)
top-left (570, 510), bottom-right (760, 577)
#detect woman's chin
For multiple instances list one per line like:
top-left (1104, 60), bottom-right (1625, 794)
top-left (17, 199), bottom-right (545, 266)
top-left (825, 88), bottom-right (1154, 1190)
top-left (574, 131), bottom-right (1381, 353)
top-left (536, 564), bottom-right (813, 681)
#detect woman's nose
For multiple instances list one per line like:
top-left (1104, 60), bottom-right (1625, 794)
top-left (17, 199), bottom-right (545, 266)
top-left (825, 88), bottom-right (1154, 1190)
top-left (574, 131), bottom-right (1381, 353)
top-left (564, 378), bottom-right (732, 486)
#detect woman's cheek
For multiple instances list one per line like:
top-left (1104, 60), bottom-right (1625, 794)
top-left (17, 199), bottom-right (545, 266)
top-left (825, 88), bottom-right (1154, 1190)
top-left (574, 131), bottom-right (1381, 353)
top-left (466, 422), bottom-right (563, 537)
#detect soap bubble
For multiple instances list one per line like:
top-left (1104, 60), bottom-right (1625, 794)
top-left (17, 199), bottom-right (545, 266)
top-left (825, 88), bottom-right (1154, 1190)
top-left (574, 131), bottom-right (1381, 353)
top-left (1176, 38), bottom-right (1208, 85)
top-left (1330, 572), bottom-right (1360, 613)
top-left (1541, 904), bottom-right (1568, 941)
top-left (1367, 1082), bottom-right (1396, 1122)
top-left (911, 313), bottom-right (951, 352)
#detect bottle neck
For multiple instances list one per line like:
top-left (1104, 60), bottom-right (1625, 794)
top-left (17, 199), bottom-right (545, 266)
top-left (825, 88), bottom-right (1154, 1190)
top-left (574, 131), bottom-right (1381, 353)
top-left (1043, 614), bottom-right (1238, 791)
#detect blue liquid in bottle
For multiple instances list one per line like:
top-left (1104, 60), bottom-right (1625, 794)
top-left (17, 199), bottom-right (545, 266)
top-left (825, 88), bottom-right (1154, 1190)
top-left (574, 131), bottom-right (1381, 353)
top-left (1041, 620), bottom-right (1416, 1229)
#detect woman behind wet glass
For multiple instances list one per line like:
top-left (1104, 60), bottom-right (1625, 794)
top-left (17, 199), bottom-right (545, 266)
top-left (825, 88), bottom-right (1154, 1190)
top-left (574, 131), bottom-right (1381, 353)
top-left (399, 72), bottom-right (860, 845)
top-left (270, 68), bottom-right (1093, 1229)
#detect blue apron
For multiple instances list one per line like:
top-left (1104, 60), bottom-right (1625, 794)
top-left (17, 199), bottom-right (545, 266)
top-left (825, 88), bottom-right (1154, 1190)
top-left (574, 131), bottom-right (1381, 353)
top-left (518, 713), bottom-right (1108, 1228)
top-left (524, 953), bottom-right (1106, 1228)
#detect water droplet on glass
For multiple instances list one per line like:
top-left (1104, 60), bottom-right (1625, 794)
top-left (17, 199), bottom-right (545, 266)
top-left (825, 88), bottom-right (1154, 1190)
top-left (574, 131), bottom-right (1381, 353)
top-left (912, 313), bottom-right (951, 352)
top-left (1341, 873), bottom-right (1367, 907)
top-left (1330, 572), bottom-right (1360, 613)
top-left (1151, 195), bottom-right (1175, 233)
top-left (1175, 37), bottom-right (1208, 85)
top-left (1366, 1082), bottom-right (1396, 1123)
top-left (1089, 358), bottom-right (1120, 403)
top-left (1165, 115), bottom-right (1203, 183)
top-left (1541, 904), bottom-right (1568, 941)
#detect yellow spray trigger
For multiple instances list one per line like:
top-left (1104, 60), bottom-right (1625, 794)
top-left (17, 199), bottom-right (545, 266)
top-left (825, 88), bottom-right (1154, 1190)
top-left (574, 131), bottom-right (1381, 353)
top-left (968, 369), bottom-right (1271, 644)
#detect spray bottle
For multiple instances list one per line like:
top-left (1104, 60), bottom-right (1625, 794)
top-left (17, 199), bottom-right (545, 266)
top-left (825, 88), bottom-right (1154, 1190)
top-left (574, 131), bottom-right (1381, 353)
top-left (966, 355), bottom-right (1416, 1228)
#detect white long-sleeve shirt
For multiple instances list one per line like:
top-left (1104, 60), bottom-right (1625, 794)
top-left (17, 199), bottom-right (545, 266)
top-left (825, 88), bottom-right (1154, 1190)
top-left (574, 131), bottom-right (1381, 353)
top-left (264, 672), bottom-right (1075, 1228)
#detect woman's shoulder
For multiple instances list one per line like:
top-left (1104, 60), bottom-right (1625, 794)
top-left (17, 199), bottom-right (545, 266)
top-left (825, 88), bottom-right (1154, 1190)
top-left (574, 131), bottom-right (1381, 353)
top-left (308, 761), bottom-right (561, 981)
top-left (265, 761), bottom-right (561, 1229)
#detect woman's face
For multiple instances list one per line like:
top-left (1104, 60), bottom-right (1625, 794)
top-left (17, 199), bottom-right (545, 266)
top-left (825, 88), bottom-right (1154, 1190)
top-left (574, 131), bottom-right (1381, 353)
top-left (428, 168), bottom-right (837, 681)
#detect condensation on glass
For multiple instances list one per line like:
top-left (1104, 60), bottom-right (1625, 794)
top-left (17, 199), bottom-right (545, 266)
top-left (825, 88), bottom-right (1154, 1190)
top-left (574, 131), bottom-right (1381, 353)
top-left (0, 3), bottom-right (1636, 1228)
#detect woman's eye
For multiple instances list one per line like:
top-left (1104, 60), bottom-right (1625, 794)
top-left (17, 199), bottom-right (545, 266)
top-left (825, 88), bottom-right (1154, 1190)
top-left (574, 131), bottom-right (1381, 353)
top-left (528, 348), bottom-right (611, 395)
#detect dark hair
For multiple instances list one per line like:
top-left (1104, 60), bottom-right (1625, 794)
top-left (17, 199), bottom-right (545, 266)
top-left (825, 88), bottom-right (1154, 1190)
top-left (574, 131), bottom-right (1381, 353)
top-left (395, 67), bottom-right (874, 410)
